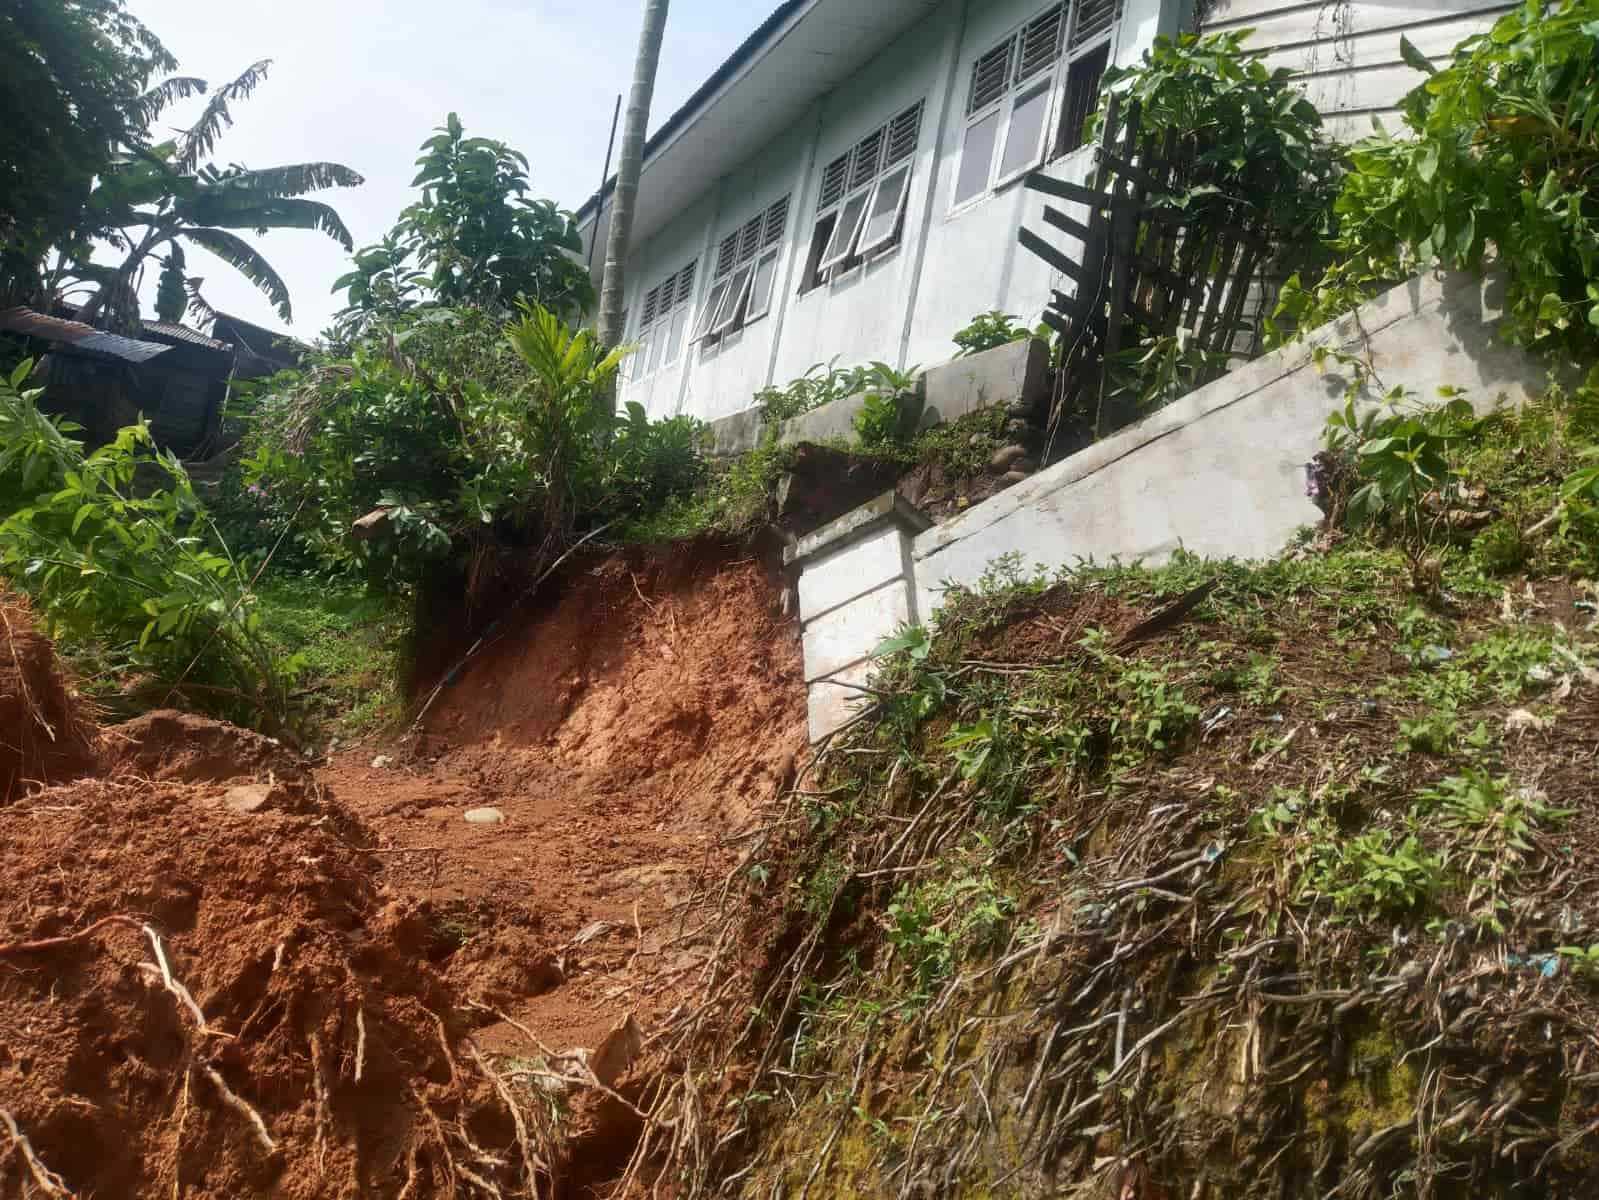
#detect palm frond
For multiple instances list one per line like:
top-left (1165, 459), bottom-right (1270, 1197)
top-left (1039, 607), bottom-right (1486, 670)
top-left (178, 197), bottom-right (356, 250)
top-left (226, 162), bottom-right (365, 199)
top-left (131, 76), bottom-right (208, 127)
top-left (184, 278), bottom-right (218, 327)
top-left (181, 227), bottom-right (293, 321)
top-left (177, 60), bottom-right (274, 173)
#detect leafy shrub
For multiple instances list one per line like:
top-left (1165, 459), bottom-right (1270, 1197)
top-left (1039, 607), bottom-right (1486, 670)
top-left (335, 114), bottom-right (592, 333)
top-left (607, 404), bottom-right (708, 517)
top-left (1290, 0), bottom-right (1599, 352)
top-left (756, 359), bottom-right (919, 437)
top-left (245, 304), bottom-right (695, 597)
top-left (1320, 391), bottom-right (1476, 538)
top-left (1108, 330), bottom-right (1228, 415)
top-left (851, 362), bottom-right (923, 450)
top-left (952, 311), bottom-right (1039, 358)
top-left (0, 361), bottom-right (295, 734)
top-left (1301, 824), bottom-right (1442, 919)
top-left (1100, 31), bottom-right (1345, 255)
top-left (753, 359), bottom-right (867, 427)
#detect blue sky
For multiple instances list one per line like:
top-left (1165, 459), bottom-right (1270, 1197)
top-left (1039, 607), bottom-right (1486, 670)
top-left (122, 0), bottom-right (759, 335)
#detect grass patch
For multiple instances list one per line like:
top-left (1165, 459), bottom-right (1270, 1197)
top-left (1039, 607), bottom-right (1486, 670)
top-left (252, 575), bottom-right (410, 742)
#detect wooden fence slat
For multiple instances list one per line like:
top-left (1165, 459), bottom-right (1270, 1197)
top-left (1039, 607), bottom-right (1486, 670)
top-left (1042, 205), bottom-right (1092, 243)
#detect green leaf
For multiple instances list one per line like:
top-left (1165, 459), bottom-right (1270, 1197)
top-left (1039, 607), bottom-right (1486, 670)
top-left (1399, 35), bottom-right (1438, 75)
top-left (1417, 142), bottom-right (1440, 182)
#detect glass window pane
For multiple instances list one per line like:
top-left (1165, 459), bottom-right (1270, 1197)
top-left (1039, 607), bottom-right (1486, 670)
top-left (631, 336), bottom-right (650, 379)
top-left (1001, 84), bottom-right (1050, 179)
top-left (664, 307), bottom-right (689, 364)
top-left (820, 192), bottom-right (871, 269)
top-left (692, 282), bottom-right (730, 340)
top-left (646, 328), bottom-right (665, 372)
top-left (747, 253), bottom-right (779, 321)
top-left (956, 111), bottom-right (1000, 205)
top-left (860, 165), bottom-right (911, 253)
top-left (713, 266), bottom-right (753, 334)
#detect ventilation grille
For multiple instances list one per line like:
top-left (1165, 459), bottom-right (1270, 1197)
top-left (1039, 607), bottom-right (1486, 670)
top-left (886, 102), bottom-right (924, 166)
top-left (969, 41), bottom-right (1013, 114)
top-left (738, 214), bottom-right (764, 263)
top-left (715, 232), bottom-right (740, 278)
top-left (763, 195), bottom-right (790, 247)
top-left (850, 127), bottom-right (884, 190)
top-left (818, 153), bottom-right (850, 212)
top-left (1072, 0), bottom-right (1120, 47)
top-left (1018, 5), bottom-right (1066, 82)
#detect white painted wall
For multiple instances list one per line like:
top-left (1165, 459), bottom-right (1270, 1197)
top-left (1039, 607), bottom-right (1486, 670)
top-left (610, 0), bottom-right (1178, 426)
top-left (1202, 0), bottom-right (1515, 140)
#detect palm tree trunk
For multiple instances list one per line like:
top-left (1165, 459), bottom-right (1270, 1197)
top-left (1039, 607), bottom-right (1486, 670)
top-left (596, 0), bottom-right (670, 379)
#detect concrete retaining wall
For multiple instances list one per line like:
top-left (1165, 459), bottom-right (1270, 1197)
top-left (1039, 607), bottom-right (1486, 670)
top-left (911, 270), bottom-right (1548, 619)
top-left (705, 337), bottom-right (1051, 457)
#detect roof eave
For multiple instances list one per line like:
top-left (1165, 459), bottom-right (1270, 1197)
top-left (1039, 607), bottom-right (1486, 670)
top-left (575, 0), bottom-right (814, 227)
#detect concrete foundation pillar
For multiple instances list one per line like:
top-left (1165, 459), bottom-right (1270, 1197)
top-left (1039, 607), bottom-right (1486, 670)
top-left (785, 492), bottom-right (933, 743)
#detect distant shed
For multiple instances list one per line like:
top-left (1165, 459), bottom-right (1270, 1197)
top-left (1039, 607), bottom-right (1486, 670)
top-left (210, 311), bottom-right (309, 379)
top-left (0, 307), bottom-right (230, 456)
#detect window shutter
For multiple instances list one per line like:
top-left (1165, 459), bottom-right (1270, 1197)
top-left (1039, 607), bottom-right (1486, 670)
top-left (641, 285), bottom-right (661, 327)
top-left (1018, 5), bottom-right (1065, 82)
top-left (715, 231), bottom-right (740, 278)
top-left (676, 262), bottom-right (696, 306)
top-left (738, 214), bottom-right (763, 264)
top-left (850, 127), bottom-right (885, 191)
top-left (885, 102), bottom-right (924, 166)
top-left (818, 153), bottom-right (850, 212)
top-left (968, 40), bottom-right (1014, 115)
top-left (1072, 0), bottom-right (1120, 47)
top-left (763, 195), bottom-right (790, 247)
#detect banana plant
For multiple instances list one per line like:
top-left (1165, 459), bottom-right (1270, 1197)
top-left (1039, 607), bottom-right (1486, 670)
top-left (69, 61), bottom-right (363, 331)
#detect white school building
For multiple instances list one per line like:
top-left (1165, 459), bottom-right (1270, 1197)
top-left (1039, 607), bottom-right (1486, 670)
top-left (576, 0), bottom-right (1510, 426)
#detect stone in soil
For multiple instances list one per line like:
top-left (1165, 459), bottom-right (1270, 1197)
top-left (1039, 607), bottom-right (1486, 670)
top-left (990, 443), bottom-right (1029, 473)
top-left (464, 806), bottom-right (506, 825)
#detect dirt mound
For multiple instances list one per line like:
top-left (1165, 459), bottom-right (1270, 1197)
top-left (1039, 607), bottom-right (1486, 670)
top-left (317, 542), bottom-right (808, 1192)
top-left (0, 593), bottom-right (97, 803)
top-left (0, 768), bottom-right (546, 1198)
top-left (105, 709), bottom-right (303, 784)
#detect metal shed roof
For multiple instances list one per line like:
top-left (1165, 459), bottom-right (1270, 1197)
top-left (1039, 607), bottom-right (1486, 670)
top-left (0, 307), bottom-right (173, 365)
top-left (143, 320), bottom-right (230, 353)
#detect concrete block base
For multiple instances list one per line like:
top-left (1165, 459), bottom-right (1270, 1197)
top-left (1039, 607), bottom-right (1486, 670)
top-left (786, 492), bottom-right (932, 742)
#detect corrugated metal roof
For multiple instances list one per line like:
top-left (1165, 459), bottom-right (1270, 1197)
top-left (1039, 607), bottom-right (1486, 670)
top-left (77, 331), bottom-right (174, 364)
top-left (0, 306), bottom-right (173, 364)
top-left (143, 320), bottom-right (230, 352)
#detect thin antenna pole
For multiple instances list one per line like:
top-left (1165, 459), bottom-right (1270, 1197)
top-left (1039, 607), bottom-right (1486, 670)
top-left (587, 94), bottom-right (623, 270)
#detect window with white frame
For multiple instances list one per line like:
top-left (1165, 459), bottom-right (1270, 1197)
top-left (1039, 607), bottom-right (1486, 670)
top-left (692, 193), bottom-right (790, 348)
top-left (953, 0), bottom-right (1120, 209)
top-left (800, 100), bottom-right (925, 293)
top-left (628, 262), bottom-right (697, 381)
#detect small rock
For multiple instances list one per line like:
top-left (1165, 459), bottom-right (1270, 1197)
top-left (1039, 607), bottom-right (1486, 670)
top-left (1004, 418), bottom-right (1030, 439)
top-left (1506, 708), bottom-right (1550, 735)
top-left (371, 754), bottom-right (394, 770)
top-left (1000, 470), bottom-right (1030, 487)
top-left (990, 443), bottom-right (1028, 473)
top-left (969, 433), bottom-right (986, 447)
top-left (464, 807), bottom-right (506, 826)
top-left (223, 783), bottom-right (273, 815)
